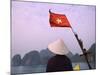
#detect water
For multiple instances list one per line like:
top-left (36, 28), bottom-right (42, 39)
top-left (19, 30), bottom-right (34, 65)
top-left (11, 62), bottom-right (95, 74)
top-left (11, 65), bottom-right (46, 74)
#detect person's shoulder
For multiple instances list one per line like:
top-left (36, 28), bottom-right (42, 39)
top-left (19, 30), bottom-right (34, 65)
top-left (49, 55), bottom-right (69, 61)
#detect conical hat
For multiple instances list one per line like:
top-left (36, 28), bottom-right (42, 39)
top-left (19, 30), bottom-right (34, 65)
top-left (48, 39), bottom-right (69, 55)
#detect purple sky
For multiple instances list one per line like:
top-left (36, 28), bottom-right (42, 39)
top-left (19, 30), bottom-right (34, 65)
top-left (12, 1), bottom-right (96, 57)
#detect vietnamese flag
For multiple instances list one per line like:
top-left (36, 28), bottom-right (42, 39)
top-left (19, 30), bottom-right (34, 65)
top-left (49, 10), bottom-right (71, 27)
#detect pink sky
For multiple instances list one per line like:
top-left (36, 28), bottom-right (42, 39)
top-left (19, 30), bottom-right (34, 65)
top-left (12, 1), bottom-right (96, 57)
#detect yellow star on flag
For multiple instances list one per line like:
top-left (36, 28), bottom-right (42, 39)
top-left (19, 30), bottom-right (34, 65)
top-left (56, 18), bottom-right (62, 24)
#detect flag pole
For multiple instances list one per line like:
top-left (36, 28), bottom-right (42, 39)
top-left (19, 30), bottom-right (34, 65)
top-left (49, 9), bottom-right (92, 69)
top-left (70, 26), bottom-right (92, 69)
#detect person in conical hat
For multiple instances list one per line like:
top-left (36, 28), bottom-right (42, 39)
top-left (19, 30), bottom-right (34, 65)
top-left (46, 39), bottom-right (73, 72)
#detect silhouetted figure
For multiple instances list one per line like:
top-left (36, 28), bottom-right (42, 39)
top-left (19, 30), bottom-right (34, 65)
top-left (47, 39), bottom-right (73, 72)
top-left (75, 33), bottom-right (92, 69)
top-left (46, 55), bottom-right (73, 72)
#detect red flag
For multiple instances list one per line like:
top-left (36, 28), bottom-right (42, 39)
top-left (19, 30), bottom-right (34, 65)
top-left (49, 10), bottom-right (71, 27)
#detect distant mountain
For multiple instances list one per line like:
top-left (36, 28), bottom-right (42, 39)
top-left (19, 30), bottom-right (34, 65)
top-left (70, 53), bottom-right (85, 62)
top-left (87, 43), bottom-right (96, 62)
top-left (66, 51), bottom-right (74, 58)
top-left (40, 48), bottom-right (55, 64)
top-left (21, 51), bottom-right (41, 66)
top-left (12, 54), bottom-right (21, 66)
top-left (11, 43), bottom-right (96, 66)
top-left (88, 43), bottom-right (96, 54)
top-left (70, 43), bottom-right (96, 63)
